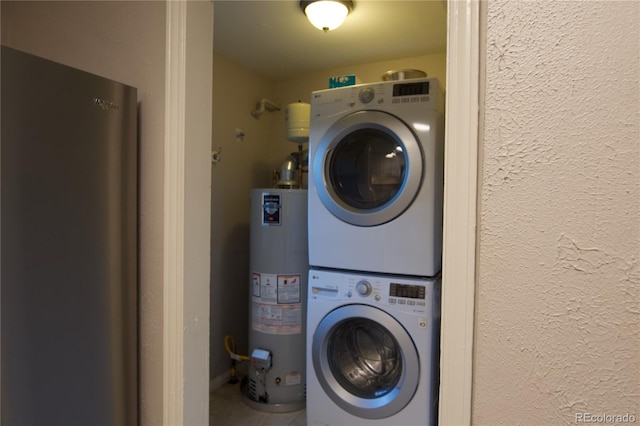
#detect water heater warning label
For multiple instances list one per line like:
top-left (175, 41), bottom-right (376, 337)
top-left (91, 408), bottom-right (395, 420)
top-left (252, 272), bottom-right (302, 335)
top-left (277, 275), bottom-right (301, 304)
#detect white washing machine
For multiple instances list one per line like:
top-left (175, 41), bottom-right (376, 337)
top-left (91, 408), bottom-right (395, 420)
top-left (308, 78), bottom-right (445, 277)
top-left (306, 268), bottom-right (441, 426)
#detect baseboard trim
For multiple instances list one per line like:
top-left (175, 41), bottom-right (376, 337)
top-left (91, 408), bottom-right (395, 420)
top-left (210, 362), bottom-right (249, 391)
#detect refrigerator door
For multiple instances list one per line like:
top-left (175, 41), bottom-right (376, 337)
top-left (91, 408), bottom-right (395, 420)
top-left (1, 46), bottom-right (137, 426)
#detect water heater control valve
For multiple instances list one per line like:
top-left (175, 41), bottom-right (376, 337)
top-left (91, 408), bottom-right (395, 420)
top-left (251, 348), bottom-right (272, 371)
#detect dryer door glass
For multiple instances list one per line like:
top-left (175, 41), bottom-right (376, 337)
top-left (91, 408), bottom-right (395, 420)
top-left (328, 129), bottom-right (405, 210)
top-left (313, 110), bottom-right (423, 227)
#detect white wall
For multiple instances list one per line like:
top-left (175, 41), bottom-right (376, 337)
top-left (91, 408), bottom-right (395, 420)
top-left (473, 1), bottom-right (639, 423)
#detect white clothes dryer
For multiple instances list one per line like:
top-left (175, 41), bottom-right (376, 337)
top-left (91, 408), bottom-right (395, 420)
top-left (306, 268), bottom-right (441, 426)
top-left (308, 78), bottom-right (445, 277)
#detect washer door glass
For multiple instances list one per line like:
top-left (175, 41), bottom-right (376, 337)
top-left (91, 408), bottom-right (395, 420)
top-left (312, 305), bottom-right (420, 419)
top-left (328, 317), bottom-right (402, 398)
top-left (313, 110), bottom-right (423, 227)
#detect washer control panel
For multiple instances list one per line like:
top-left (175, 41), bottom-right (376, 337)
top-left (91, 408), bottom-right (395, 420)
top-left (309, 269), bottom-right (438, 314)
top-left (355, 280), bottom-right (372, 296)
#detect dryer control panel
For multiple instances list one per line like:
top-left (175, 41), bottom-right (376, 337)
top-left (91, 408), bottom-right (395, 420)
top-left (309, 268), bottom-right (439, 314)
top-left (311, 77), bottom-right (444, 116)
top-left (392, 80), bottom-right (430, 97)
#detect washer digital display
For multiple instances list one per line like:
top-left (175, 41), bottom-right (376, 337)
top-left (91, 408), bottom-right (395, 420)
top-left (389, 283), bottom-right (426, 299)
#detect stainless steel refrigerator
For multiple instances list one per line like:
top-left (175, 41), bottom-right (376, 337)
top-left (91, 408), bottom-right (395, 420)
top-left (1, 46), bottom-right (138, 425)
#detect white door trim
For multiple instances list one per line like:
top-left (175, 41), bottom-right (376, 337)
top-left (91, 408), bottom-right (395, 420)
top-left (439, 0), bottom-right (480, 424)
top-left (162, 2), bottom-right (213, 424)
top-left (163, 0), bottom-right (187, 424)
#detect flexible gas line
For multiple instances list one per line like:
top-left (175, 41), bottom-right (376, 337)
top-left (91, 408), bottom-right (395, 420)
top-left (224, 334), bottom-right (248, 385)
top-left (224, 335), bottom-right (249, 361)
top-left (224, 334), bottom-right (249, 384)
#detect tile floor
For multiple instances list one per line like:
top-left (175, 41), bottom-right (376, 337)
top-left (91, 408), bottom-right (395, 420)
top-left (209, 377), bottom-right (306, 426)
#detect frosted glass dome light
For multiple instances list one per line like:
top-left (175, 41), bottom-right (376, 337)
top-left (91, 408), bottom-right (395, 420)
top-left (301, 0), bottom-right (354, 32)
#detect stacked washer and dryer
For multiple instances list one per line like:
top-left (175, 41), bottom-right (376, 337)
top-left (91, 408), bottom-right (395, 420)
top-left (306, 77), bottom-right (445, 426)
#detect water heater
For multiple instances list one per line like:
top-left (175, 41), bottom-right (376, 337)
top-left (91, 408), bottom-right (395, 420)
top-left (243, 188), bottom-right (308, 412)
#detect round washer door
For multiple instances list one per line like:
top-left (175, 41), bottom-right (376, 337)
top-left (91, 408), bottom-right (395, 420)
top-left (313, 110), bottom-right (423, 226)
top-left (312, 304), bottom-right (420, 419)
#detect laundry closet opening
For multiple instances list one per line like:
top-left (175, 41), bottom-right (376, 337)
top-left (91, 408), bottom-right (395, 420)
top-left (209, 0), bottom-right (448, 418)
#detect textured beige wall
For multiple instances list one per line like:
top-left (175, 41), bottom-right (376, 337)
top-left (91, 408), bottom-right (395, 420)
top-left (474, 1), bottom-right (639, 424)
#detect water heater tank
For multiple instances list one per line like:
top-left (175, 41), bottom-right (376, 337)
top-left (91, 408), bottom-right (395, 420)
top-left (243, 188), bottom-right (308, 413)
top-left (285, 102), bottom-right (310, 143)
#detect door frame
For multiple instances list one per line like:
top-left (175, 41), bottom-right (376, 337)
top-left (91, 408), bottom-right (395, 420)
top-left (438, 0), bottom-right (480, 424)
top-left (163, 1), bottom-right (213, 425)
top-left (160, 0), bottom-right (481, 424)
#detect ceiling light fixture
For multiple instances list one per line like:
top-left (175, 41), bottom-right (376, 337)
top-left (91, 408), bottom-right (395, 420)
top-left (300, 0), bottom-right (354, 32)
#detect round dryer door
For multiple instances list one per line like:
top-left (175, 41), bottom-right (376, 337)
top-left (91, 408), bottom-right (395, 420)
top-left (313, 110), bottom-right (423, 226)
top-left (312, 304), bottom-right (420, 419)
